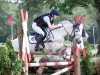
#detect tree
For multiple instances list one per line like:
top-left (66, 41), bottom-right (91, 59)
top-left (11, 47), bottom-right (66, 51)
top-left (23, 0), bottom-right (91, 14)
top-left (94, 0), bottom-right (100, 40)
top-left (18, 0), bottom-right (94, 32)
top-left (0, 0), bottom-right (20, 41)
top-left (94, 0), bottom-right (100, 54)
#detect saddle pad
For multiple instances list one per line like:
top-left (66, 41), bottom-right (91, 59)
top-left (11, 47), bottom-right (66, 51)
top-left (28, 35), bottom-right (37, 44)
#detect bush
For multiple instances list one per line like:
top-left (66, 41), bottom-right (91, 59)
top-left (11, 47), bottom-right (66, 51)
top-left (0, 38), bottom-right (22, 75)
top-left (81, 42), bottom-right (95, 75)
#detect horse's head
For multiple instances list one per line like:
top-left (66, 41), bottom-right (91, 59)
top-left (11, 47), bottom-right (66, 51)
top-left (73, 23), bottom-right (83, 36)
top-left (58, 21), bottom-right (82, 44)
top-left (58, 20), bottom-right (88, 44)
top-left (72, 23), bottom-right (89, 44)
top-left (73, 23), bottom-right (83, 44)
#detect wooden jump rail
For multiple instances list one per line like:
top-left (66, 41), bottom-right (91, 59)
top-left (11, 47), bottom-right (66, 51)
top-left (28, 61), bottom-right (74, 67)
top-left (51, 65), bottom-right (73, 75)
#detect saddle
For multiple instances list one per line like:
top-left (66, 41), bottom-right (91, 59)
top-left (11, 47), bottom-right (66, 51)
top-left (28, 31), bottom-right (52, 44)
top-left (28, 32), bottom-right (38, 44)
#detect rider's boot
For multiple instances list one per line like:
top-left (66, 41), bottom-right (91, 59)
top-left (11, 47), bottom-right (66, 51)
top-left (41, 36), bottom-right (46, 49)
top-left (41, 42), bottom-right (45, 49)
top-left (40, 32), bottom-right (46, 49)
top-left (35, 34), bottom-right (44, 51)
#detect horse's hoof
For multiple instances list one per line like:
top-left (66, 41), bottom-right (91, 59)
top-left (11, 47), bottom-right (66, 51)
top-left (35, 49), bottom-right (39, 51)
top-left (39, 49), bottom-right (43, 51)
top-left (35, 48), bottom-right (43, 51)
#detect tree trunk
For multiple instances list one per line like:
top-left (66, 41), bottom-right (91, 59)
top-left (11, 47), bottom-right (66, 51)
top-left (96, 58), bottom-right (100, 75)
top-left (96, 8), bottom-right (100, 54)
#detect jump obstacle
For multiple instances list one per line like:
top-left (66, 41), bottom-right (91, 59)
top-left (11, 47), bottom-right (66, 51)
top-left (29, 61), bottom-right (73, 67)
top-left (18, 9), bottom-right (86, 75)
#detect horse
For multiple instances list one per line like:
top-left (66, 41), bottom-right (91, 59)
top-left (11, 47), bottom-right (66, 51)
top-left (12, 20), bottom-right (88, 60)
top-left (11, 20), bottom-right (74, 54)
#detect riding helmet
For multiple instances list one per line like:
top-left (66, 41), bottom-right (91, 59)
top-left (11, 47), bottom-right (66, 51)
top-left (50, 9), bottom-right (60, 16)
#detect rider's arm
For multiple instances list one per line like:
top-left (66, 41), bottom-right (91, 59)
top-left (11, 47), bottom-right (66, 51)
top-left (43, 16), bottom-right (58, 29)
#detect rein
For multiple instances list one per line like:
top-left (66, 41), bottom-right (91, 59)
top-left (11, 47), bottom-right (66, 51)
top-left (60, 23), bottom-right (82, 41)
top-left (44, 29), bottom-right (54, 42)
top-left (60, 23), bottom-right (73, 38)
top-left (44, 26), bottom-right (64, 42)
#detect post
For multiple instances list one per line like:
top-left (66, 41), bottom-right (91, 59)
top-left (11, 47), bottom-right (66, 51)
top-left (20, 9), bottom-right (31, 75)
top-left (72, 41), bottom-right (81, 75)
top-left (93, 25), bottom-right (95, 49)
top-left (74, 51), bottom-right (80, 75)
top-left (25, 52), bottom-right (28, 75)
top-left (11, 24), bottom-right (13, 40)
top-left (17, 26), bottom-right (23, 58)
top-left (66, 70), bottom-right (70, 75)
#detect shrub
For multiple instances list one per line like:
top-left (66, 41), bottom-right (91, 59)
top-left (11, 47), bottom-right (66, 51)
top-left (81, 42), bottom-right (95, 75)
top-left (0, 38), bottom-right (22, 75)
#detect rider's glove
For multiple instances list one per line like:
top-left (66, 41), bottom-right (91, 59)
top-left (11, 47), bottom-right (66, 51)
top-left (57, 24), bottom-right (62, 28)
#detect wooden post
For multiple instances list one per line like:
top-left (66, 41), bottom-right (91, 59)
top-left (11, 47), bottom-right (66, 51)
top-left (74, 50), bottom-right (80, 75)
top-left (17, 26), bottom-right (24, 75)
top-left (72, 41), bottom-right (81, 75)
top-left (20, 9), bottom-right (31, 75)
top-left (25, 53), bottom-right (28, 75)
top-left (66, 70), bottom-right (70, 75)
top-left (17, 25), bottom-right (28, 75)
top-left (17, 26), bottom-right (23, 58)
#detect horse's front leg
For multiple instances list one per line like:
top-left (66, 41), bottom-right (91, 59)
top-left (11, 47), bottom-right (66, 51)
top-left (41, 42), bottom-right (45, 49)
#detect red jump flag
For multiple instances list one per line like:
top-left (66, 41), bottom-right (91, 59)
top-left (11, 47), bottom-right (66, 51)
top-left (8, 16), bottom-right (13, 25)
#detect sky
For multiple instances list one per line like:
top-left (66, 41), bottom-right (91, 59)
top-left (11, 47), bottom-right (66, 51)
top-left (5, 0), bottom-right (22, 3)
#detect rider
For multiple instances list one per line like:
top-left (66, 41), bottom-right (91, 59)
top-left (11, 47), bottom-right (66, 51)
top-left (32, 9), bottom-right (61, 51)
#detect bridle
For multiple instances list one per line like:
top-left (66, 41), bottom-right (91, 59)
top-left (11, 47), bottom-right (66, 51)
top-left (60, 22), bottom-right (82, 44)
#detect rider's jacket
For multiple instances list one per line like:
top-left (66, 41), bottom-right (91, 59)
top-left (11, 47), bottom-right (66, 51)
top-left (34, 13), bottom-right (54, 29)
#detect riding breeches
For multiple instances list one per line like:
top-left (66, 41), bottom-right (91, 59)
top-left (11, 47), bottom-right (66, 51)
top-left (32, 22), bottom-right (46, 37)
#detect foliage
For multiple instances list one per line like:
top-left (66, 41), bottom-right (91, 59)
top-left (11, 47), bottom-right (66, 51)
top-left (81, 42), bottom-right (95, 75)
top-left (19, 0), bottom-right (92, 27)
top-left (0, 0), bottom-right (20, 41)
top-left (93, 0), bottom-right (100, 41)
top-left (0, 38), bottom-right (22, 75)
top-left (73, 5), bottom-right (96, 28)
top-left (94, 0), bottom-right (100, 8)
top-left (20, 0), bottom-right (96, 32)
top-left (56, 0), bottom-right (91, 14)
top-left (23, 0), bottom-right (91, 15)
